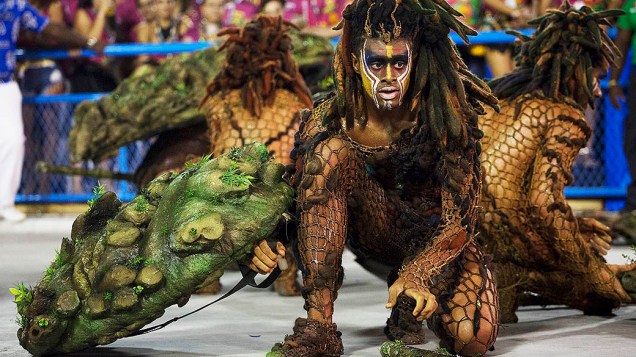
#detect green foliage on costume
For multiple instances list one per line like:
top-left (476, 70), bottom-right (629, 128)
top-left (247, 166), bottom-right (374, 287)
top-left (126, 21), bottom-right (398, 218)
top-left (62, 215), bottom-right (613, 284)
top-left (379, 341), bottom-right (452, 357)
top-left (16, 143), bottom-right (295, 356)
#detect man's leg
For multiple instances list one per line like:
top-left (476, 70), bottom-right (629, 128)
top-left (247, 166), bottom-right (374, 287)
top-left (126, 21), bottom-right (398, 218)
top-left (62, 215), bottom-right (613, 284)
top-left (428, 242), bottom-right (499, 356)
top-left (0, 82), bottom-right (26, 222)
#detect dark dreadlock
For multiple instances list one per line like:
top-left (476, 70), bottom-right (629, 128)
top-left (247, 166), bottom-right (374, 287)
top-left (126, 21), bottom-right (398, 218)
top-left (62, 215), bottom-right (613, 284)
top-left (489, 1), bottom-right (623, 108)
top-left (326, 0), bottom-right (498, 149)
top-left (200, 16), bottom-right (312, 117)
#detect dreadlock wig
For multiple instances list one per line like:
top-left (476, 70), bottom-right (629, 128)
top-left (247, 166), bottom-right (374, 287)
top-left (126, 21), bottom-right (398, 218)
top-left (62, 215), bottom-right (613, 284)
top-left (489, 1), bottom-right (623, 108)
top-left (328, 0), bottom-right (498, 145)
top-left (200, 15), bottom-right (312, 117)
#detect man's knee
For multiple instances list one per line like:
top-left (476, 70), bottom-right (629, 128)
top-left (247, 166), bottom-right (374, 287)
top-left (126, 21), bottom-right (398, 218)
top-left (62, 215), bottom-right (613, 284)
top-left (455, 326), bottom-right (496, 356)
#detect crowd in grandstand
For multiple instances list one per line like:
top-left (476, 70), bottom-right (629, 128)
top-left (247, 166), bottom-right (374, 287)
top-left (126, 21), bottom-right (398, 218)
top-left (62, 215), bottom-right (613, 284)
top-left (3, 0), bottom-right (635, 232)
top-left (14, 0), bottom-right (627, 99)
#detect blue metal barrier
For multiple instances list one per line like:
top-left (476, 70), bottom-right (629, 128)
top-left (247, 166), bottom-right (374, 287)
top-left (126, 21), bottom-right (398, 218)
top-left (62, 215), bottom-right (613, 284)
top-left (16, 42), bottom-right (214, 60)
top-left (15, 29), bottom-right (631, 208)
top-left (22, 93), bottom-right (107, 104)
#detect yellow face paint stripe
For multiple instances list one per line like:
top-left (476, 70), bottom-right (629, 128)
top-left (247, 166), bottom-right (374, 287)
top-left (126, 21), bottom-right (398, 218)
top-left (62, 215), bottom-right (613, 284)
top-left (386, 43), bottom-right (393, 80)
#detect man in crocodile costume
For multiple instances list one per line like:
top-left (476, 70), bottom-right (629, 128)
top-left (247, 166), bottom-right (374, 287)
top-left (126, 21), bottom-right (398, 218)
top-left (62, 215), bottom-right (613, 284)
top-left (263, 1), bottom-right (500, 355)
top-left (195, 15), bottom-right (314, 296)
top-left (480, 2), bottom-right (636, 324)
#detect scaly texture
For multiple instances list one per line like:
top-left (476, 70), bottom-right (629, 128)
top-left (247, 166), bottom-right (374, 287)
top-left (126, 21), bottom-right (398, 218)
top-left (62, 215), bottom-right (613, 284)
top-left (15, 144), bottom-right (295, 356)
top-left (480, 95), bottom-right (634, 321)
top-left (201, 15), bottom-right (312, 165)
top-left (203, 89), bottom-right (304, 166)
top-left (479, 2), bottom-right (634, 323)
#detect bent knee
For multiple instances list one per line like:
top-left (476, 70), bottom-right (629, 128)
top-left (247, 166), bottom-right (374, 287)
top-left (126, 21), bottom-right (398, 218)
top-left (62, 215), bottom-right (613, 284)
top-left (455, 332), bottom-right (496, 357)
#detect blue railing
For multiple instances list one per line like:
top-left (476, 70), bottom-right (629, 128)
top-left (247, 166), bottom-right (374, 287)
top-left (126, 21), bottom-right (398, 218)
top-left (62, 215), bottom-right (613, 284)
top-left (15, 29), bottom-right (631, 207)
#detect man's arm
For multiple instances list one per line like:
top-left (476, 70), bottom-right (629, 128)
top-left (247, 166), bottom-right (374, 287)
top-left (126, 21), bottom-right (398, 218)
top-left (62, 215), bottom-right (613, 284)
top-left (19, 1), bottom-right (105, 54)
top-left (391, 135), bottom-right (481, 320)
top-left (37, 22), bottom-right (104, 53)
top-left (527, 106), bottom-right (593, 268)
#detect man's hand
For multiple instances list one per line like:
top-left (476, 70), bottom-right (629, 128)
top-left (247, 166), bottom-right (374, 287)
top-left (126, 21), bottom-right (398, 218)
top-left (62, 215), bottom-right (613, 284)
top-left (248, 240), bottom-right (286, 274)
top-left (603, 262), bottom-right (636, 302)
top-left (609, 85), bottom-right (624, 109)
top-left (578, 217), bottom-right (612, 255)
top-left (90, 39), bottom-right (107, 55)
top-left (387, 277), bottom-right (438, 322)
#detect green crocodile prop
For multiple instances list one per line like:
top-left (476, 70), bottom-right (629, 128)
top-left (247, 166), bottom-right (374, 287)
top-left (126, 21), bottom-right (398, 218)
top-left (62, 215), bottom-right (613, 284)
top-left (69, 33), bottom-right (333, 164)
top-left (15, 143), bottom-right (295, 356)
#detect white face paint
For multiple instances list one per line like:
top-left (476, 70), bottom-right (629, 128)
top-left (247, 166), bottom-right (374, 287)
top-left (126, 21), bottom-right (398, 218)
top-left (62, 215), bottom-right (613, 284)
top-left (359, 38), bottom-right (413, 111)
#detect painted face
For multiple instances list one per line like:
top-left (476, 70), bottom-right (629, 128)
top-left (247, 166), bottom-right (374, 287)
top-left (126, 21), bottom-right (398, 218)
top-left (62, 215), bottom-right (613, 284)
top-left (359, 37), bottom-right (413, 110)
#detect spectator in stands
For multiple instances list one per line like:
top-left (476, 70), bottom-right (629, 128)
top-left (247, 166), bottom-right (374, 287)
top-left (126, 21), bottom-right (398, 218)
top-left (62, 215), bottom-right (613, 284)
top-left (114, 0), bottom-right (143, 78)
top-left (224, 0), bottom-right (259, 27)
top-left (481, 0), bottom-right (533, 78)
top-left (609, 2), bottom-right (636, 243)
top-left (142, 0), bottom-right (192, 42)
top-left (70, 0), bottom-right (118, 92)
top-left (115, 0), bottom-right (142, 43)
top-left (198, 0), bottom-right (226, 41)
top-left (17, 0), bottom-right (70, 196)
top-left (0, 0), bottom-right (104, 222)
top-left (283, 0), bottom-right (350, 38)
top-left (133, 0), bottom-right (157, 42)
top-left (260, 0), bottom-right (284, 17)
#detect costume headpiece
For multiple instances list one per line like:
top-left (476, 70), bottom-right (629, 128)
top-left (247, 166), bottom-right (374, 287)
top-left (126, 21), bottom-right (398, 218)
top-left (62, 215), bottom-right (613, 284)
top-left (329, 0), bottom-right (497, 144)
top-left (490, 0), bottom-right (622, 107)
top-left (201, 16), bottom-right (312, 117)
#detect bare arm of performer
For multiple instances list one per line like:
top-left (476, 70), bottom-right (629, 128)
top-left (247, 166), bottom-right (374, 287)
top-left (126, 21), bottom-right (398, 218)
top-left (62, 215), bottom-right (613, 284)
top-left (529, 106), bottom-right (631, 302)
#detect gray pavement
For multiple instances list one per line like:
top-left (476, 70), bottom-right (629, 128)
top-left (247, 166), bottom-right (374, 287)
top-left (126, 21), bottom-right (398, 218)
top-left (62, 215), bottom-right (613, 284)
top-left (1, 215), bottom-right (635, 356)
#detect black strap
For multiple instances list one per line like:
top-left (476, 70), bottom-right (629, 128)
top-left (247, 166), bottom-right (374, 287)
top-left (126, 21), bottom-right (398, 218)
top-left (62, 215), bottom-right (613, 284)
top-left (127, 266), bottom-right (281, 337)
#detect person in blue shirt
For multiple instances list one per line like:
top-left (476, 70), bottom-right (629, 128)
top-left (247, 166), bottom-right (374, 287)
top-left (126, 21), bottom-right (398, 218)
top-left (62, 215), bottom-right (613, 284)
top-left (0, 0), bottom-right (104, 222)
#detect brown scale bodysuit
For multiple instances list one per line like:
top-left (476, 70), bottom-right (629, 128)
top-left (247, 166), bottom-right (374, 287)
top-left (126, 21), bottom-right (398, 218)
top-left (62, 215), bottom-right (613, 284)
top-left (200, 16), bottom-right (312, 167)
top-left (479, 2), bottom-right (636, 323)
top-left (197, 16), bottom-right (313, 295)
top-left (273, 1), bottom-right (499, 356)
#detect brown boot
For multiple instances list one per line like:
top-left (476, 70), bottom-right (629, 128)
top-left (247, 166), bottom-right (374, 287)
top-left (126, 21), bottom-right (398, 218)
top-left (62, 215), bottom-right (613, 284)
top-left (384, 295), bottom-right (427, 345)
top-left (270, 318), bottom-right (343, 357)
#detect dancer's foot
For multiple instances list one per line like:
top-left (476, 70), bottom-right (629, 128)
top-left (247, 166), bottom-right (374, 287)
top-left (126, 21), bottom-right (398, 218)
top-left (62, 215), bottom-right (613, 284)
top-left (269, 318), bottom-right (343, 357)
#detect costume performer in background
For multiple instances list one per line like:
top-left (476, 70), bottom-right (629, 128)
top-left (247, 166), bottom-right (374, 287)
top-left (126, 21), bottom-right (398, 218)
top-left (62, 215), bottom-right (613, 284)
top-left (195, 15), bottom-right (313, 296)
top-left (261, 0), bottom-right (500, 355)
top-left (480, 1), bottom-right (636, 324)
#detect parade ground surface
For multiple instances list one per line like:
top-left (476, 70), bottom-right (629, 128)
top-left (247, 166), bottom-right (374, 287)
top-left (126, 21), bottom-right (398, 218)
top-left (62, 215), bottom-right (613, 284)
top-left (1, 215), bottom-right (635, 356)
